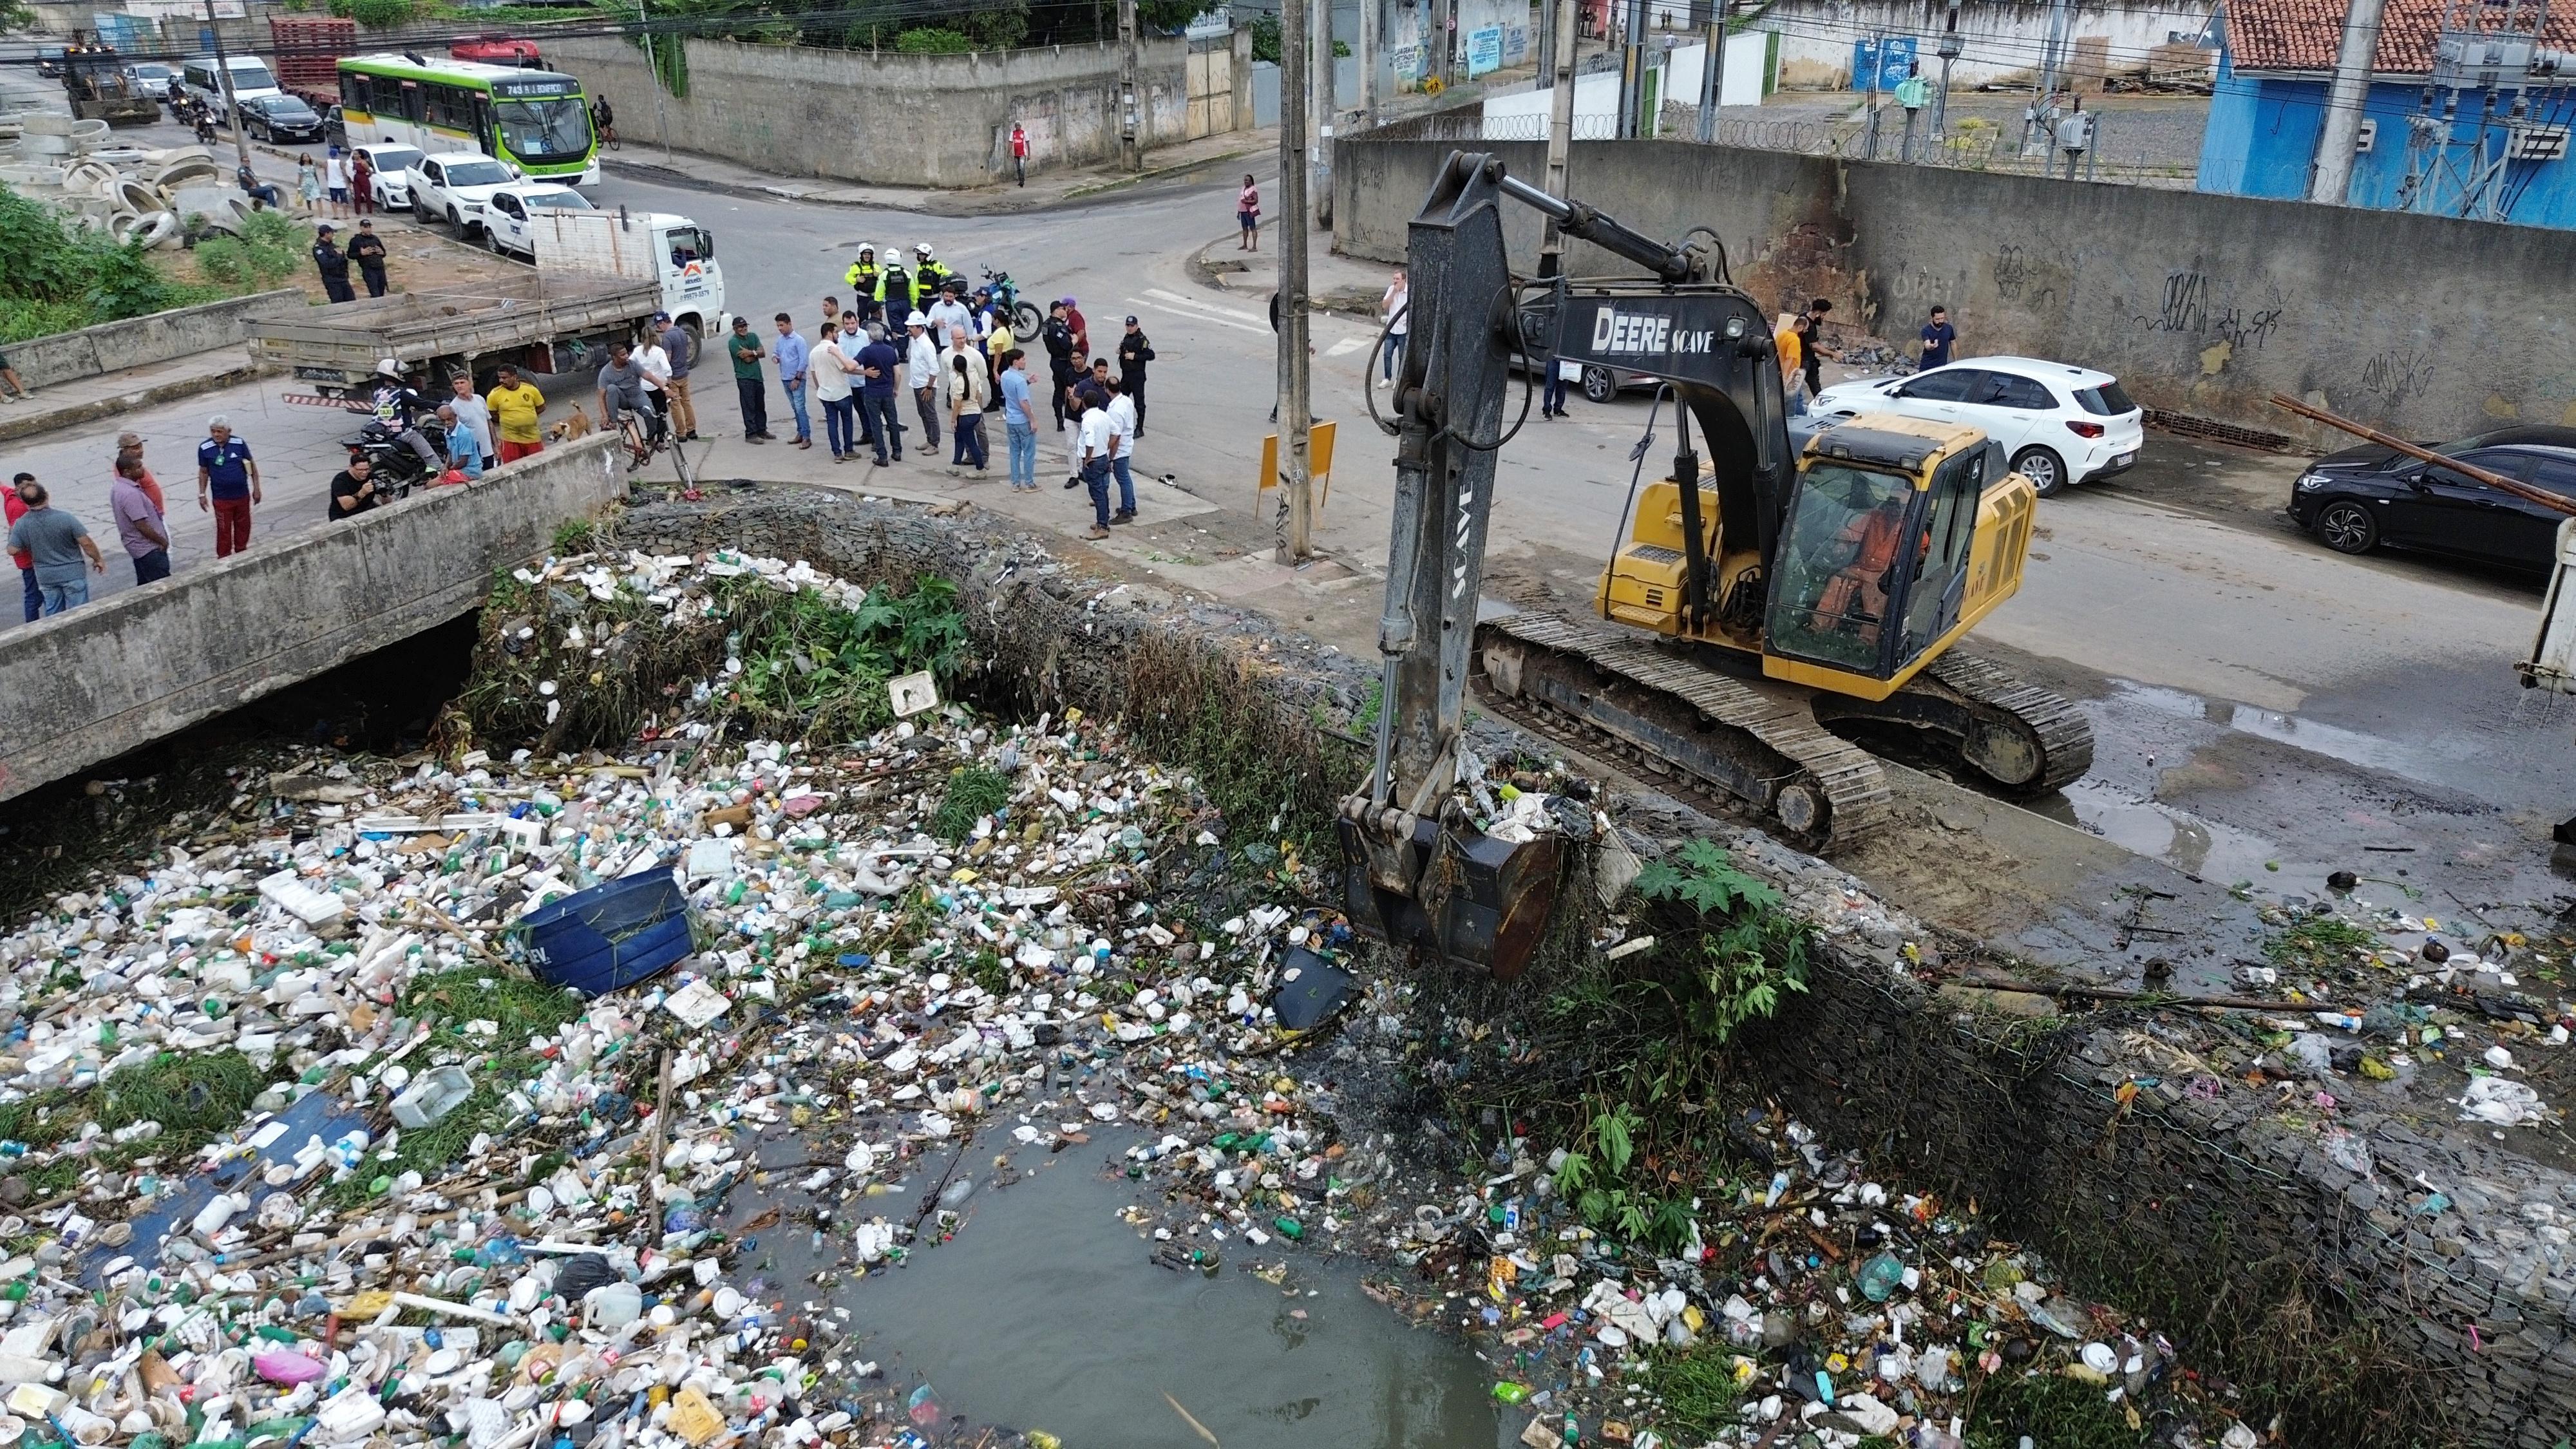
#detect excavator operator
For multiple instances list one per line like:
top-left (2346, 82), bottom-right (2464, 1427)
top-left (1811, 476), bottom-right (1914, 645)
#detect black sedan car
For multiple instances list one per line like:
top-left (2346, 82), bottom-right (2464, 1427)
top-left (2288, 424), bottom-right (2576, 570)
top-left (240, 93), bottom-right (327, 144)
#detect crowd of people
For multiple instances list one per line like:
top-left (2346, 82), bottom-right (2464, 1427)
top-left (603, 242), bottom-right (1157, 539)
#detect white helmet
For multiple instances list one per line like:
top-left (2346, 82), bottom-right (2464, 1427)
top-left (914, 242), bottom-right (934, 259)
top-left (374, 358), bottom-right (402, 377)
top-left (857, 242), bottom-right (875, 257)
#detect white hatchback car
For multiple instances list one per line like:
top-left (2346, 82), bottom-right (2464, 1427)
top-left (1808, 356), bottom-right (2144, 496)
top-left (351, 144), bottom-right (424, 210)
top-left (403, 152), bottom-right (520, 237)
top-left (480, 183), bottom-right (595, 259)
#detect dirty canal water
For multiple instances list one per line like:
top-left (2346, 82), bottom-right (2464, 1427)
top-left (732, 1135), bottom-right (1509, 1449)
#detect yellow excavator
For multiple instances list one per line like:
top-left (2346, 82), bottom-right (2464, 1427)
top-left (1338, 152), bottom-right (2093, 980)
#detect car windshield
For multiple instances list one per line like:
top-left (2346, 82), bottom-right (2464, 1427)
top-left (2073, 381), bottom-right (2136, 416)
top-left (231, 62), bottom-right (277, 90)
top-left (442, 160), bottom-right (511, 187)
top-left (134, 65), bottom-right (171, 79)
top-left (524, 190), bottom-right (593, 211)
top-left (493, 97), bottom-right (592, 162)
top-left (368, 147), bottom-right (422, 173)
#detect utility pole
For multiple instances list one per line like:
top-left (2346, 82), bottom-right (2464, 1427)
top-left (639, 0), bottom-right (672, 162)
top-left (1539, 0), bottom-right (1580, 276)
top-left (1359, 0), bottom-right (1378, 128)
top-left (2021, 0), bottom-right (2070, 156)
top-left (1277, 0), bottom-right (1315, 563)
top-left (1695, 0), bottom-right (1725, 144)
top-left (1118, 0), bottom-right (1141, 171)
top-left (1933, 0), bottom-right (1960, 146)
top-left (1863, 28), bottom-right (1884, 158)
top-left (1314, 0), bottom-right (1333, 226)
top-left (2309, 0), bottom-right (2386, 203)
top-left (1616, 0), bottom-right (1646, 138)
top-left (1537, 0), bottom-right (1556, 88)
top-left (1432, 0), bottom-right (1454, 90)
top-left (202, 0), bottom-right (251, 175)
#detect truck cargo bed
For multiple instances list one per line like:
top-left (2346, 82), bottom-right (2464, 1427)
top-left (249, 272), bottom-right (659, 391)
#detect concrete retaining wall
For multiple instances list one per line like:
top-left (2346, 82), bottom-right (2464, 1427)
top-left (6, 289), bottom-right (303, 392)
top-left (1333, 137), bottom-right (2576, 444)
top-left (0, 434), bottom-right (623, 805)
top-left (545, 36), bottom-right (1235, 187)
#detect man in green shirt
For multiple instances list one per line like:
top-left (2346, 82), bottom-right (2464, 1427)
top-left (1895, 66), bottom-right (1931, 161)
top-left (727, 316), bottom-right (771, 443)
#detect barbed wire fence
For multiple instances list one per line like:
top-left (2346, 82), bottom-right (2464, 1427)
top-left (1370, 102), bottom-right (2197, 191)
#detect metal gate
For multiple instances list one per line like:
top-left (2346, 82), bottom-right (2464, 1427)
top-left (1186, 37), bottom-right (1233, 139)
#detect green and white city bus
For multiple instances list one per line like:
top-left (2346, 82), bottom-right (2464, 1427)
top-left (335, 53), bottom-right (598, 185)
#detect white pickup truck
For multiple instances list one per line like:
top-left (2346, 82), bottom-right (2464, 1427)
top-left (529, 209), bottom-right (728, 343)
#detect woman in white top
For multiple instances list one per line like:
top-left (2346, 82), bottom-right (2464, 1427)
top-left (813, 327), bottom-right (858, 461)
top-left (1379, 269), bottom-right (1408, 388)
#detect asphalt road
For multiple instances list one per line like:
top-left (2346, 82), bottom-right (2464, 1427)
top-left (556, 156), bottom-right (2576, 923)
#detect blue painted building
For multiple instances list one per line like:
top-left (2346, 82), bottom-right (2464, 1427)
top-left (2196, 0), bottom-right (2576, 227)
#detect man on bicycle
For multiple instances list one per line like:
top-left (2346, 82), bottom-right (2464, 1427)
top-left (596, 340), bottom-right (660, 455)
top-left (591, 95), bottom-right (616, 146)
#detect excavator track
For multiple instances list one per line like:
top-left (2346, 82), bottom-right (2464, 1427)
top-left (1810, 650), bottom-right (2095, 795)
top-left (1475, 612), bottom-right (1894, 849)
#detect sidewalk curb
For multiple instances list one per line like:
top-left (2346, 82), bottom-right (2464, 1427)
top-left (1185, 236), bottom-right (1381, 323)
top-left (0, 361), bottom-right (275, 445)
top-left (1060, 146), bottom-right (1258, 202)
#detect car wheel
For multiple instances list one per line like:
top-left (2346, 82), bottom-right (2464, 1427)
top-left (486, 226), bottom-right (504, 254)
top-left (2316, 499), bottom-right (2379, 554)
top-left (1582, 365), bottom-right (1615, 404)
top-left (2011, 445), bottom-right (2067, 497)
top-left (448, 207), bottom-right (464, 235)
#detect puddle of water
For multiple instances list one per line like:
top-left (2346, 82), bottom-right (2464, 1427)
top-left (752, 1142), bottom-right (1510, 1449)
top-left (2057, 777), bottom-right (2333, 886)
top-left (2103, 679), bottom-right (2475, 795)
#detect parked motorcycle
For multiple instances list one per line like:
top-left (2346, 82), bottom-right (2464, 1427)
top-left (983, 267), bottom-right (1043, 338)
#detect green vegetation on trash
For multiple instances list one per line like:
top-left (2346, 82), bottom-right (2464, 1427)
top-left (459, 565), bottom-right (972, 752)
top-left (930, 766), bottom-right (1012, 841)
top-left (1441, 839), bottom-right (1812, 1255)
top-left (2261, 913), bottom-right (2378, 973)
top-left (1121, 630), bottom-right (1351, 866)
top-left (1642, 1342), bottom-right (1741, 1443)
top-left (1962, 1368), bottom-right (2146, 1448)
top-left (321, 967), bottom-right (589, 1207)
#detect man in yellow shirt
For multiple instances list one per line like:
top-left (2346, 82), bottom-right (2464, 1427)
top-left (1774, 319), bottom-right (1804, 413)
top-left (488, 365), bottom-right (547, 463)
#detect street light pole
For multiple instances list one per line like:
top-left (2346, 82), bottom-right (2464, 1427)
top-left (1695, 0), bottom-right (1724, 144)
top-left (639, 0), bottom-right (672, 163)
top-left (1539, 0), bottom-right (1580, 272)
top-left (1277, 0), bottom-right (1315, 562)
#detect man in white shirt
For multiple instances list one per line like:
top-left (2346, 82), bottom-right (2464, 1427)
top-left (1104, 375), bottom-right (1138, 524)
top-left (903, 312), bottom-right (942, 452)
top-left (635, 332), bottom-right (672, 436)
top-left (446, 373), bottom-right (493, 471)
top-left (324, 149), bottom-right (353, 218)
top-left (812, 323), bottom-right (857, 461)
top-left (1075, 384), bottom-right (1114, 540)
top-left (925, 286), bottom-right (972, 350)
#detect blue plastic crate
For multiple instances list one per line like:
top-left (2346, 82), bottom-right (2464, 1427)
top-left (518, 869), bottom-right (693, 994)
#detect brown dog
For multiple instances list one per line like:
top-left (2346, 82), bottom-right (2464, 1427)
top-left (547, 404), bottom-right (592, 444)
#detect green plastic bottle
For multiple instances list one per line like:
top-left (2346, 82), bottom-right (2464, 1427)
top-left (1491, 1383), bottom-right (1531, 1405)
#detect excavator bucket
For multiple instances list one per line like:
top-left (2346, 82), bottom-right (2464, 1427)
top-left (1338, 807), bottom-right (1563, 983)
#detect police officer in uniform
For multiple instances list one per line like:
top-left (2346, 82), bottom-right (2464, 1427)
top-left (311, 224), bottom-right (355, 303)
top-left (346, 220), bottom-right (390, 299)
top-left (843, 243), bottom-right (881, 327)
top-left (911, 243), bottom-right (950, 316)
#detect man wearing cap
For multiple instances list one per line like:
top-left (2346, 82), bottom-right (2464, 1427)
top-left (658, 311), bottom-right (699, 442)
top-left (904, 312), bottom-right (942, 453)
top-left (1116, 316), bottom-right (1154, 437)
top-left (1062, 296), bottom-right (1090, 361)
top-left (310, 225), bottom-right (355, 303)
top-left (1042, 301), bottom-right (1077, 433)
top-left (347, 219), bottom-right (389, 299)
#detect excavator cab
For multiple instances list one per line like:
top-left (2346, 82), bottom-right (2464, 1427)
top-left (1762, 420), bottom-right (2028, 697)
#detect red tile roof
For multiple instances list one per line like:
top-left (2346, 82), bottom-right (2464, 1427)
top-left (2228, 0), bottom-right (2576, 75)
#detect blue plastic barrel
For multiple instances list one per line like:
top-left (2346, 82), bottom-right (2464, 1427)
top-left (518, 869), bottom-right (693, 994)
